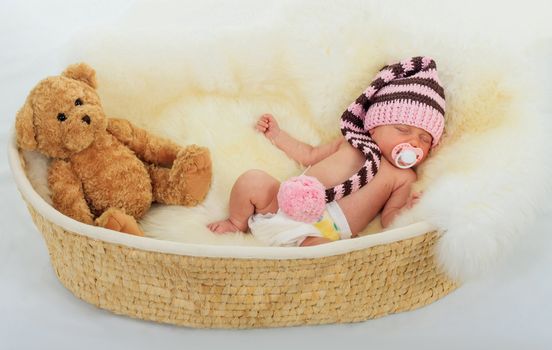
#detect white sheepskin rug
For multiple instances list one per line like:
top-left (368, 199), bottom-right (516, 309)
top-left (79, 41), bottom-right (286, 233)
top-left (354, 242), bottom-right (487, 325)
top-left (24, 0), bottom-right (551, 281)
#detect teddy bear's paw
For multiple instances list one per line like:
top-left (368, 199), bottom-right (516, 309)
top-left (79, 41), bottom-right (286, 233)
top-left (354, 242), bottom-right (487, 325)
top-left (183, 194), bottom-right (200, 207)
top-left (96, 208), bottom-right (144, 237)
top-left (170, 145), bottom-right (212, 180)
top-left (106, 118), bottom-right (134, 144)
top-left (166, 146), bottom-right (212, 205)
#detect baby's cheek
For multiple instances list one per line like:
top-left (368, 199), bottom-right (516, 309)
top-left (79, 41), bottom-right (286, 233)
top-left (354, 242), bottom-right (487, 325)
top-left (381, 144), bottom-right (395, 162)
top-left (422, 145), bottom-right (431, 159)
top-left (382, 151), bottom-right (395, 164)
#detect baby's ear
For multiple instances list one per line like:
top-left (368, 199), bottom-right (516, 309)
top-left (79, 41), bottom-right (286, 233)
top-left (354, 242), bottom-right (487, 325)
top-left (15, 100), bottom-right (37, 150)
top-left (62, 63), bottom-right (97, 89)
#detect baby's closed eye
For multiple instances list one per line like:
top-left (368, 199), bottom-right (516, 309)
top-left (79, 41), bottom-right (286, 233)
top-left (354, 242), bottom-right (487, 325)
top-left (420, 135), bottom-right (431, 144)
top-left (395, 125), bottom-right (410, 133)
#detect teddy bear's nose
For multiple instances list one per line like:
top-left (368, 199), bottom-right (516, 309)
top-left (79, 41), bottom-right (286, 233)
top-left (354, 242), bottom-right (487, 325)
top-left (81, 115), bottom-right (91, 125)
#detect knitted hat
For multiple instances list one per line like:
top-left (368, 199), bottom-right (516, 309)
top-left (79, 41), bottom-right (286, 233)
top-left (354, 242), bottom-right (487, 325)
top-left (324, 56), bottom-right (445, 203)
top-left (364, 57), bottom-right (445, 147)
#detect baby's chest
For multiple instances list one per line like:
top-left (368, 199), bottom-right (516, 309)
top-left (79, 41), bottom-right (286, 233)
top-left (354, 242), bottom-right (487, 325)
top-left (305, 145), bottom-right (366, 187)
top-left (347, 168), bottom-right (395, 204)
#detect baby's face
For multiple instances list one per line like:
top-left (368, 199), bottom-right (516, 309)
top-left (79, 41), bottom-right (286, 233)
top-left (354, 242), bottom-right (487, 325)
top-left (369, 124), bottom-right (432, 167)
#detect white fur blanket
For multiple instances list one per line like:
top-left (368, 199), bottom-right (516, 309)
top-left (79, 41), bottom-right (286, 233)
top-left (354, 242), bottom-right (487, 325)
top-left (26, 0), bottom-right (548, 282)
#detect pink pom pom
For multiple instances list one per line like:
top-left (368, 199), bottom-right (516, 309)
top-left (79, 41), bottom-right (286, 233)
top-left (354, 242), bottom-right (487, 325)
top-left (277, 175), bottom-right (326, 223)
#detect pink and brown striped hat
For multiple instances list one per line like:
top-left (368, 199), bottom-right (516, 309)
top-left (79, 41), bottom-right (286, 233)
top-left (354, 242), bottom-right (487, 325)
top-left (324, 56), bottom-right (445, 202)
top-left (364, 56), bottom-right (446, 147)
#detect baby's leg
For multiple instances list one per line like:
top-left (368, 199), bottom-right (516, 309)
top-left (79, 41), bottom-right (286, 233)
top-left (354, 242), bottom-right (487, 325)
top-left (208, 169), bottom-right (280, 233)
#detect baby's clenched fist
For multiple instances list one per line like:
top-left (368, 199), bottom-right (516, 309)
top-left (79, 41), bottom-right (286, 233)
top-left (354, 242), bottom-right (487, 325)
top-left (256, 113), bottom-right (281, 141)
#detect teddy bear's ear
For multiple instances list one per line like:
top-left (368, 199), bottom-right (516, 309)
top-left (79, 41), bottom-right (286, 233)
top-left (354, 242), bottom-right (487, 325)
top-left (15, 100), bottom-right (37, 150)
top-left (62, 63), bottom-right (98, 89)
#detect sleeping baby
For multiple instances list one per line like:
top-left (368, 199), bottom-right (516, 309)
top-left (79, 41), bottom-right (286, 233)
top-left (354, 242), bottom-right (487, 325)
top-left (208, 56), bottom-right (445, 247)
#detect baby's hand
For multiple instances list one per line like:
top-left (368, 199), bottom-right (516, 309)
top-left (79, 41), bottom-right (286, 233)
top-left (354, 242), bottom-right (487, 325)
top-left (405, 191), bottom-right (422, 209)
top-left (256, 113), bottom-right (281, 141)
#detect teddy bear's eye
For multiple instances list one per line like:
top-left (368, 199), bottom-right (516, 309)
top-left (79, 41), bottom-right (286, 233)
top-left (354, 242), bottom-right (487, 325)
top-left (57, 113), bottom-right (67, 122)
top-left (75, 98), bottom-right (83, 106)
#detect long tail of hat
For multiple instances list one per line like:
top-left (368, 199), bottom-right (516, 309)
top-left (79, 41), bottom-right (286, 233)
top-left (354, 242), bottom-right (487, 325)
top-left (325, 56), bottom-right (437, 202)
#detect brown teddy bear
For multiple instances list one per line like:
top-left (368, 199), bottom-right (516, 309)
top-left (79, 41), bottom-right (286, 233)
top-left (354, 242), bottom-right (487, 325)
top-left (15, 63), bottom-right (212, 236)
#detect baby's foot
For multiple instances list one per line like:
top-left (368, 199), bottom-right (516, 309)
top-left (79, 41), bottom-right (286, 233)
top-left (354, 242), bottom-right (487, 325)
top-left (207, 218), bottom-right (246, 234)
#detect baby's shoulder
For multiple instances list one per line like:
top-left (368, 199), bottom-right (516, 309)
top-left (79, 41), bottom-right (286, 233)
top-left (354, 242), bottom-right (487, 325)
top-left (379, 158), bottom-right (417, 186)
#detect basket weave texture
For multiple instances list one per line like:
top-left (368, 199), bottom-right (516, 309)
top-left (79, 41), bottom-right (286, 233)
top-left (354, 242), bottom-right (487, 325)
top-left (24, 200), bottom-right (457, 328)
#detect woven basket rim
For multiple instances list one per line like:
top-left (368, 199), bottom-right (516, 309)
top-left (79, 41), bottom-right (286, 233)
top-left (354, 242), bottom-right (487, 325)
top-left (8, 129), bottom-right (437, 259)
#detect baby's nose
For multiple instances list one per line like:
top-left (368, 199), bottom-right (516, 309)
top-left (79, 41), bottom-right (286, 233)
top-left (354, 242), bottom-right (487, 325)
top-left (408, 136), bottom-right (422, 148)
top-left (404, 138), bottom-right (416, 148)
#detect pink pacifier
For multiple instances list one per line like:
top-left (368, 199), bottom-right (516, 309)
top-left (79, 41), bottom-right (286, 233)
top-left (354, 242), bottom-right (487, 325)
top-left (391, 143), bottom-right (424, 169)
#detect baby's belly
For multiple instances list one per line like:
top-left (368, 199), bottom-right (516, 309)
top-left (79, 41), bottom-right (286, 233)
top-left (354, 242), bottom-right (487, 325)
top-left (304, 143), bottom-right (366, 187)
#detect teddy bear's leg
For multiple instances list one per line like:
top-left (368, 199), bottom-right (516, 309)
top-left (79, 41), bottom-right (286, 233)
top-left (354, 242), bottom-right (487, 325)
top-left (148, 165), bottom-right (205, 206)
top-left (171, 145), bottom-right (212, 204)
top-left (96, 208), bottom-right (144, 236)
top-left (148, 146), bottom-right (212, 206)
top-left (48, 159), bottom-right (94, 225)
top-left (148, 166), bottom-right (189, 204)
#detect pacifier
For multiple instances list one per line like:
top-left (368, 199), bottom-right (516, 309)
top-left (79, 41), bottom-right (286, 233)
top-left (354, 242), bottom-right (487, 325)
top-left (391, 143), bottom-right (424, 169)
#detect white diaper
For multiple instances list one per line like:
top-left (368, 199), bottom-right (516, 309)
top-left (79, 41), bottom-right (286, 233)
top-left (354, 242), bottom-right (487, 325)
top-left (248, 201), bottom-right (352, 247)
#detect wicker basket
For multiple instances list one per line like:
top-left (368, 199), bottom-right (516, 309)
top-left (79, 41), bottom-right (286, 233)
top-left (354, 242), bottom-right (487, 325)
top-left (8, 131), bottom-right (457, 328)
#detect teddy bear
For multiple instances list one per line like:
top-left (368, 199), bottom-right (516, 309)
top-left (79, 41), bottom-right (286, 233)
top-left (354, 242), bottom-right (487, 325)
top-left (15, 63), bottom-right (212, 236)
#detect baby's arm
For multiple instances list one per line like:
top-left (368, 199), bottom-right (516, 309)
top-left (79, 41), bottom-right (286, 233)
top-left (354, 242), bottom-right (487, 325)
top-left (380, 171), bottom-right (417, 228)
top-left (256, 114), bottom-right (342, 166)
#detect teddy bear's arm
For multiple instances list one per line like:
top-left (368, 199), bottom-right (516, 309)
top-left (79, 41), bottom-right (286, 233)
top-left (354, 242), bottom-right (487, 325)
top-left (48, 160), bottom-right (94, 225)
top-left (107, 118), bottom-right (181, 167)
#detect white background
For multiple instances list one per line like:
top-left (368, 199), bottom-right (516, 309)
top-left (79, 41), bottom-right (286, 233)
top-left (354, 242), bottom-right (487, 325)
top-left (1, 1), bottom-right (552, 349)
